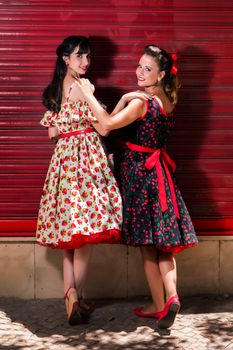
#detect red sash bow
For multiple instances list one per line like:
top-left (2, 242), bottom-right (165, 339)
top-left (126, 142), bottom-right (180, 219)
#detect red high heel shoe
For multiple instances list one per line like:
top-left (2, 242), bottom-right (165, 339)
top-left (133, 306), bottom-right (164, 319)
top-left (64, 287), bottom-right (82, 326)
top-left (157, 295), bottom-right (180, 329)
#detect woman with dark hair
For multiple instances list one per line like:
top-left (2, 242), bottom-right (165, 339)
top-left (36, 36), bottom-right (123, 325)
top-left (75, 44), bottom-right (198, 329)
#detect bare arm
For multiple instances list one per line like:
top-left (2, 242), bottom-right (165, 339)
top-left (91, 120), bottom-right (110, 136)
top-left (74, 79), bottom-right (147, 132)
top-left (111, 91), bottom-right (150, 116)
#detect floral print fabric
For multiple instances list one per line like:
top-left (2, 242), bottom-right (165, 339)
top-left (120, 99), bottom-right (198, 253)
top-left (36, 101), bottom-right (122, 249)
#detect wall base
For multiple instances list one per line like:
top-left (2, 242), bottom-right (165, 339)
top-left (0, 237), bottom-right (231, 299)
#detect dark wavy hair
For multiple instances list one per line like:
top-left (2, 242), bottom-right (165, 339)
top-left (143, 44), bottom-right (180, 105)
top-left (43, 36), bottom-right (91, 112)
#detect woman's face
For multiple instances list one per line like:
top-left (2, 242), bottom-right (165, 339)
top-left (65, 45), bottom-right (91, 76)
top-left (136, 54), bottom-right (164, 88)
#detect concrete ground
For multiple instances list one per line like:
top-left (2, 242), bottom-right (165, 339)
top-left (0, 295), bottom-right (232, 350)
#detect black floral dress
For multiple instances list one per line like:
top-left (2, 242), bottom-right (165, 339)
top-left (120, 98), bottom-right (198, 253)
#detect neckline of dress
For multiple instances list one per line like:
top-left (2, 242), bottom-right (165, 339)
top-left (60, 99), bottom-right (84, 106)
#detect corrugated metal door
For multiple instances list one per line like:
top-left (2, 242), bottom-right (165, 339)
top-left (0, 0), bottom-right (233, 236)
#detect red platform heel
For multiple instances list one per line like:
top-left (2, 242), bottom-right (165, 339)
top-left (64, 287), bottom-right (82, 325)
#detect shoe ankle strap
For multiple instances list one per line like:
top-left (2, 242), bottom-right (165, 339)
top-left (64, 287), bottom-right (75, 300)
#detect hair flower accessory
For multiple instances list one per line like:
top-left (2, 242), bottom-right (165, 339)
top-left (170, 53), bottom-right (178, 75)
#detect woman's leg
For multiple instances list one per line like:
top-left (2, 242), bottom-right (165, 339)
top-left (63, 249), bottom-right (75, 295)
top-left (140, 247), bottom-right (165, 313)
top-left (63, 246), bottom-right (93, 315)
top-left (73, 245), bottom-right (93, 308)
top-left (158, 252), bottom-right (177, 301)
top-left (63, 249), bottom-right (78, 318)
top-left (157, 251), bottom-right (180, 329)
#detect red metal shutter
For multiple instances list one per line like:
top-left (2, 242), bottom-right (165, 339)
top-left (0, 1), bottom-right (232, 236)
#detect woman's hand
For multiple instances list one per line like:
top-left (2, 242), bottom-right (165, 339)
top-left (48, 126), bottom-right (59, 142)
top-left (74, 78), bottom-right (95, 97)
top-left (121, 91), bottom-right (152, 105)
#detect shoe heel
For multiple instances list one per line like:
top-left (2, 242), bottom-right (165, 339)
top-left (158, 302), bottom-right (180, 329)
top-left (64, 288), bottom-right (82, 326)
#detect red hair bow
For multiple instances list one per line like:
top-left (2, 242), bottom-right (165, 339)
top-left (170, 53), bottom-right (178, 75)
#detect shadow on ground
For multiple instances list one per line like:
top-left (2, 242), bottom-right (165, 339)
top-left (0, 296), bottom-right (232, 349)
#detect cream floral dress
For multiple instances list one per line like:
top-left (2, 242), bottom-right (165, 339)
top-left (36, 100), bottom-right (122, 249)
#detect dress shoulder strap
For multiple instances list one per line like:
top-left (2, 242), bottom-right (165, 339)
top-left (66, 82), bottom-right (76, 102)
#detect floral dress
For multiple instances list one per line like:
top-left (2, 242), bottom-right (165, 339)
top-left (36, 100), bottom-right (122, 249)
top-left (120, 98), bottom-right (198, 253)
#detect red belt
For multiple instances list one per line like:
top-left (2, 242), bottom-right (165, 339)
top-left (60, 127), bottom-right (95, 138)
top-left (126, 142), bottom-right (180, 219)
